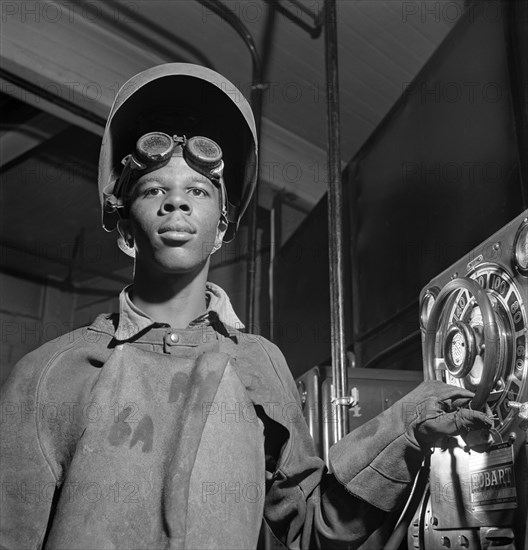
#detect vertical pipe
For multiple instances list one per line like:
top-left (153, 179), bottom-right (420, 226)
top-left (245, 98), bottom-right (261, 334)
top-left (246, 3), bottom-right (276, 334)
top-left (269, 193), bottom-right (283, 342)
top-left (324, 0), bottom-right (349, 439)
top-left (269, 203), bottom-right (276, 341)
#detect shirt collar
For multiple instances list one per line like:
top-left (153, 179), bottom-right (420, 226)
top-left (115, 282), bottom-right (244, 341)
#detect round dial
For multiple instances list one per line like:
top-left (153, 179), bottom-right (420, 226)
top-left (442, 265), bottom-right (527, 430)
top-left (450, 331), bottom-right (466, 366)
top-left (514, 220), bottom-right (528, 275)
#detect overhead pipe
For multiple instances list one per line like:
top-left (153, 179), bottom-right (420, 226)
top-left (288, 0), bottom-right (323, 26)
top-left (324, 0), bottom-right (349, 440)
top-left (195, 0), bottom-right (265, 334)
top-left (264, 0), bottom-right (323, 38)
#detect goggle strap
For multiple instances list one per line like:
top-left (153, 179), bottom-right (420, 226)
top-left (209, 161), bottom-right (224, 180)
top-left (103, 188), bottom-right (125, 213)
top-left (113, 160), bottom-right (133, 200)
top-left (129, 156), bottom-right (148, 171)
top-left (225, 201), bottom-right (238, 224)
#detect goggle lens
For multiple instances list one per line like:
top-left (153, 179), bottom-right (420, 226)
top-left (186, 136), bottom-right (222, 170)
top-left (136, 132), bottom-right (175, 164)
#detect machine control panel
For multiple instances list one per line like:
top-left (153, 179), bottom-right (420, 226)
top-left (410, 211), bottom-right (528, 550)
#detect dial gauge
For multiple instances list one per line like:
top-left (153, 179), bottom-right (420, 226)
top-left (514, 219), bottom-right (528, 276)
top-left (441, 266), bottom-right (527, 431)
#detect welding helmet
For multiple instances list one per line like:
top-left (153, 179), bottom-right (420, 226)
top-left (98, 63), bottom-right (258, 243)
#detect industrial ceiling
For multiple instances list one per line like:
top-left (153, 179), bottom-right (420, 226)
top-left (1, 0), bottom-right (465, 288)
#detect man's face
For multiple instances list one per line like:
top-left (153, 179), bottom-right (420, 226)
top-left (120, 155), bottom-right (225, 275)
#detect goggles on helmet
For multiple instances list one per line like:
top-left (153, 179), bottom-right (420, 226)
top-left (104, 132), bottom-right (226, 217)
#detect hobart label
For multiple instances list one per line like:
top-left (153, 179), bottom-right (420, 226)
top-left (468, 443), bottom-right (517, 511)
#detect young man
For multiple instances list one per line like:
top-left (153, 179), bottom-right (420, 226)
top-left (0, 64), bottom-right (492, 549)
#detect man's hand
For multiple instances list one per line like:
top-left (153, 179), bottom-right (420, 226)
top-left (402, 380), bottom-right (493, 449)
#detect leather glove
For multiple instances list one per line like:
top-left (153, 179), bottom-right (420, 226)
top-left (328, 380), bottom-right (493, 512)
top-left (402, 380), bottom-right (493, 449)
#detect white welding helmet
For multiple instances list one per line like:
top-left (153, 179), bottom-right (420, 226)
top-left (98, 63), bottom-right (258, 244)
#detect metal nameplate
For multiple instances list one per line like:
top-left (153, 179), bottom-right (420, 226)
top-left (468, 442), bottom-right (517, 512)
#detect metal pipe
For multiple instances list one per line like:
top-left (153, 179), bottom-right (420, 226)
top-left (195, 0), bottom-right (262, 88)
top-left (245, 149), bottom-right (261, 334)
top-left (269, 193), bottom-right (283, 342)
top-left (287, 0), bottom-right (324, 29)
top-left (195, 0), bottom-right (264, 333)
top-left (324, 0), bottom-right (349, 439)
top-left (248, 4), bottom-right (277, 335)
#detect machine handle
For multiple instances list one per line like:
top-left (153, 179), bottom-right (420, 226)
top-left (423, 277), bottom-right (499, 410)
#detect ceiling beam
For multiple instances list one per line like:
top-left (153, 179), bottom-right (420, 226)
top-left (0, 111), bottom-right (70, 167)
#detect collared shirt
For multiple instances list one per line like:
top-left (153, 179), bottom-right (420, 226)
top-left (115, 281), bottom-right (245, 341)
